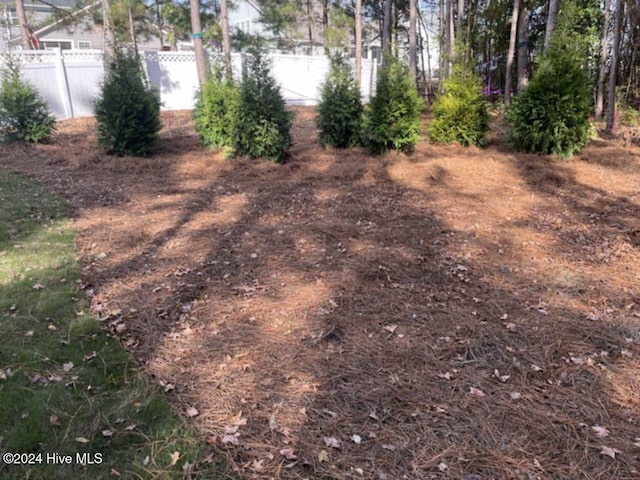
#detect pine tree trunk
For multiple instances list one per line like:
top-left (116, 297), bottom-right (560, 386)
top-left (128, 5), bottom-right (139, 61)
top-left (382, 0), bottom-right (392, 56)
top-left (409, 0), bottom-right (417, 84)
top-left (220, 0), bottom-right (232, 78)
top-left (306, 0), bottom-right (313, 54)
top-left (595, 0), bottom-right (611, 119)
top-left (101, 0), bottom-right (116, 67)
top-left (543, 0), bottom-right (558, 51)
top-left (15, 0), bottom-right (32, 50)
top-left (190, 0), bottom-right (208, 86)
top-left (322, 0), bottom-right (329, 54)
top-left (444, 0), bottom-right (454, 76)
top-left (504, 0), bottom-right (519, 106)
top-left (439, 0), bottom-right (445, 83)
top-left (456, 0), bottom-right (464, 39)
top-left (355, 0), bottom-right (362, 86)
top-left (516, 0), bottom-right (529, 91)
top-left (606, 0), bottom-right (624, 132)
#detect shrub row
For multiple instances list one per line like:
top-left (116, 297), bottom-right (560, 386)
top-left (0, 38), bottom-right (593, 160)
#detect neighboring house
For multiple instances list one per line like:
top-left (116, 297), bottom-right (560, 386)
top-left (227, 0), bottom-right (381, 59)
top-left (1, 0), bottom-right (164, 52)
top-left (0, 0), bottom-right (76, 50)
top-left (1, 0), bottom-right (380, 58)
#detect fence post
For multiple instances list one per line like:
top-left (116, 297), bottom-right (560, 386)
top-left (54, 48), bottom-right (74, 118)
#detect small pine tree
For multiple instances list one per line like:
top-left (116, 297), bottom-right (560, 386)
top-left (230, 44), bottom-right (292, 163)
top-left (0, 57), bottom-right (55, 143)
top-left (316, 52), bottom-right (363, 148)
top-left (361, 56), bottom-right (424, 154)
top-left (506, 33), bottom-right (591, 158)
top-left (193, 67), bottom-right (237, 149)
top-left (94, 51), bottom-right (161, 156)
top-left (428, 58), bottom-right (488, 147)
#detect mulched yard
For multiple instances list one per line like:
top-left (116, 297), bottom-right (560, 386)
top-left (1, 108), bottom-right (639, 479)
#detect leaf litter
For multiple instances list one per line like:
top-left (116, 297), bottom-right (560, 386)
top-left (1, 109), bottom-right (639, 479)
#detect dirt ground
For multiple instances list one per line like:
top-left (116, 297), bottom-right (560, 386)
top-left (1, 108), bottom-right (640, 479)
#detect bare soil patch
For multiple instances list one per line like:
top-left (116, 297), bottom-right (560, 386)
top-left (1, 108), bottom-right (640, 479)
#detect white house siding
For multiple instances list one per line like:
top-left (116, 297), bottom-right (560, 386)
top-left (38, 16), bottom-right (161, 51)
top-left (227, 0), bottom-right (268, 38)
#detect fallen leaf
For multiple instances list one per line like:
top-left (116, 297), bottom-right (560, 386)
top-left (102, 429), bottom-right (113, 437)
top-left (169, 451), bottom-right (180, 466)
top-left (437, 372), bottom-right (454, 380)
top-left (185, 407), bottom-right (199, 417)
top-left (592, 426), bottom-right (610, 438)
top-left (324, 436), bottom-right (341, 449)
top-left (75, 437), bottom-right (90, 443)
top-left (509, 391), bottom-right (522, 400)
top-left (250, 459), bottom-right (265, 471)
top-left (381, 444), bottom-right (395, 451)
top-left (600, 446), bottom-right (621, 459)
top-left (280, 448), bottom-right (297, 460)
top-left (221, 434), bottom-right (239, 445)
top-left (83, 351), bottom-right (97, 361)
top-left (531, 364), bottom-right (543, 372)
top-left (351, 434), bottom-right (362, 444)
top-left (494, 369), bottom-right (510, 382)
top-left (505, 322), bottom-right (517, 331)
top-left (32, 282), bottom-right (45, 290)
top-left (62, 362), bottom-right (74, 372)
top-left (438, 462), bottom-right (448, 472)
top-left (49, 415), bottom-right (60, 426)
top-left (318, 450), bottom-right (329, 462)
top-left (229, 411), bottom-right (247, 425)
top-left (110, 468), bottom-right (121, 476)
top-left (269, 415), bottom-right (278, 431)
top-left (469, 387), bottom-right (486, 397)
top-left (143, 456), bottom-right (149, 465)
top-left (124, 424), bottom-right (137, 431)
top-left (24, 330), bottom-right (33, 337)
top-left (383, 325), bottom-right (398, 333)
top-left (224, 425), bottom-right (239, 435)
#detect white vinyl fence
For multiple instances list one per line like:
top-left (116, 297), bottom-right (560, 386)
top-left (0, 49), bottom-right (379, 120)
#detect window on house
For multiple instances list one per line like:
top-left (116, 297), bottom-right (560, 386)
top-left (42, 40), bottom-right (72, 50)
top-left (77, 41), bottom-right (91, 50)
top-left (235, 19), bottom-right (251, 34)
top-left (7, 8), bottom-right (19, 26)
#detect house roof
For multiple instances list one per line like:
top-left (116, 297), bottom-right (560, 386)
top-left (0, 0), bottom-right (78, 8)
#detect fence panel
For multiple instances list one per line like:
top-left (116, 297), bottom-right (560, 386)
top-left (1, 50), bottom-right (378, 119)
top-left (144, 51), bottom-right (200, 111)
top-left (62, 50), bottom-right (105, 117)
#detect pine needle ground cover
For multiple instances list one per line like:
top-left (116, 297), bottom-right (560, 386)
top-left (0, 169), bottom-right (226, 479)
top-left (0, 110), bottom-right (638, 479)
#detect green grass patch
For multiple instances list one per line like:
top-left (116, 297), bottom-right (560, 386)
top-left (0, 169), bottom-right (227, 479)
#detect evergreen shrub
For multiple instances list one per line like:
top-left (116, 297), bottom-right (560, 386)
top-left (193, 68), bottom-right (237, 148)
top-left (230, 45), bottom-right (292, 163)
top-left (316, 52), bottom-right (363, 148)
top-left (506, 37), bottom-right (591, 158)
top-left (0, 58), bottom-right (55, 143)
top-left (94, 51), bottom-right (161, 156)
top-left (362, 56), bottom-right (424, 154)
top-left (428, 61), bottom-right (488, 147)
